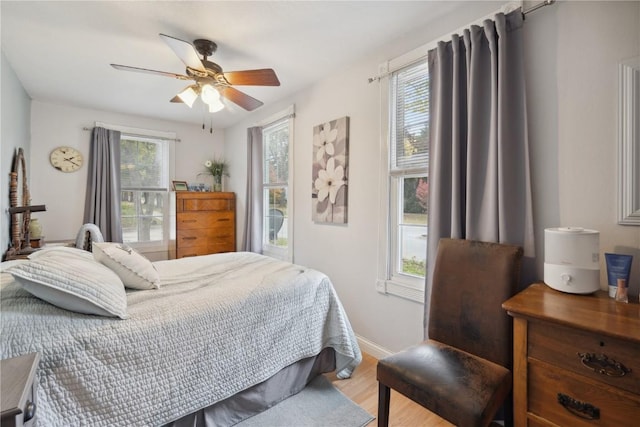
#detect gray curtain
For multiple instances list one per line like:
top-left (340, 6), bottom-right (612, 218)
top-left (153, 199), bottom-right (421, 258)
top-left (84, 127), bottom-right (122, 242)
top-left (425, 10), bottom-right (534, 335)
top-left (242, 126), bottom-right (263, 253)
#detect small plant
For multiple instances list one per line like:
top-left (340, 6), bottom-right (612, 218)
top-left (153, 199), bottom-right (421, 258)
top-left (204, 157), bottom-right (229, 178)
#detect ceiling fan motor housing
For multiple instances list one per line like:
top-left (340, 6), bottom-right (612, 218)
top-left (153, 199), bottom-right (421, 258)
top-left (193, 39), bottom-right (217, 59)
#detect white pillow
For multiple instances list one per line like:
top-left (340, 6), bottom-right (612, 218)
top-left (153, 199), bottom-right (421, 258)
top-left (7, 255), bottom-right (128, 319)
top-left (92, 242), bottom-right (160, 290)
top-left (28, 245), bottom-right (93, 260)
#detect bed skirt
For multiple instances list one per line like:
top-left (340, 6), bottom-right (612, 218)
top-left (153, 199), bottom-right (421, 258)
top-left (164, 347), bottom-right (337, 427)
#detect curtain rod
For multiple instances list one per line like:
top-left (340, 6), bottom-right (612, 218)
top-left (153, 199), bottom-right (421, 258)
top-left (82, 127), bottom-right (181, 142)
top-left (523, 0), bottom-right (555, 16)
top-left (367, 0), bottom-right (556, 83)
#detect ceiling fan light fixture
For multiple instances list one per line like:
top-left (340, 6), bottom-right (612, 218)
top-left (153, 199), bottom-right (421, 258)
top-left (208, 98), bottom-right (225, 113)
top-left (177, 85), bottom-right (199, 108)
top-left (201, 84), bottom-right (220, 104)
top-left (201, 84), bottom-right (224, 112)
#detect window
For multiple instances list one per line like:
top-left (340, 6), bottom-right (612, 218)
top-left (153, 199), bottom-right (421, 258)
top-left (120, 135), bottom-right (172, 249)
top-left (261, 110), bottom-right (294, 261)
top-left (377, 58), bottom-right (429, 302)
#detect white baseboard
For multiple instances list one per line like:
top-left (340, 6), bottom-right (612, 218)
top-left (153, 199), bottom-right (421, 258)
top-left (356, 334), bottom-right (393, 360)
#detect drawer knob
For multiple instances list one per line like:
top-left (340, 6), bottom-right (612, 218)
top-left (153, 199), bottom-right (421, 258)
top-left (24, 400), bottom-right (36, 422)
top-left (578, 352), bottom-right (631, 377)
top-left (557, 393), bottom-right (600, 420)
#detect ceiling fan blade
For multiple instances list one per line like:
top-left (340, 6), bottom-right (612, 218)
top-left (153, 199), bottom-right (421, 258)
top-left (159, 33), bottom-right (206, 72)
top-left (223, 69), bottom-right (280, 86)
top-left (111, 64), bottom-right (190, 80)
top-left (170, 95), bottom-right (183, 103)
top-left (219, 86), bottom-right (264, 111)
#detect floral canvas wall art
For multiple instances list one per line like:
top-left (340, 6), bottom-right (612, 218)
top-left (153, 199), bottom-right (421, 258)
top-left (312, 116), bottom-right (349, 223)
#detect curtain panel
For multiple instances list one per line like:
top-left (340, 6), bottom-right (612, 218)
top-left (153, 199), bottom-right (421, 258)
top-left (242, 126), bottom-right (264, 253)
top-left (425, 10), bottom-right (534, 334)
top-left (84, 126), bottom-right (123, 242)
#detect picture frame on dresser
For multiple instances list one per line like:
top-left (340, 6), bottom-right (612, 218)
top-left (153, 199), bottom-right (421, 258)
top-left (172, 181), bottom-right (188, 191)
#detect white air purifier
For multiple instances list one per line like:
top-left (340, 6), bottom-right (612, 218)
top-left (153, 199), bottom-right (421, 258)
top-left (544, 227), bottom-right (600, 294)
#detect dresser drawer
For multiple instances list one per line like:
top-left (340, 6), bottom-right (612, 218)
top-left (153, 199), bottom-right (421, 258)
top-left (177, 211), bottom-right (234, 230)
top-left (182, 197), bottom-right (234, 212)
top-left (528, 361), bottom-right (640, 427)
top-left (176, 241), bottom-right (234, 258)
top-left (177, 228), bottom-right (234, 249)
top-left (529, 321), bottom-right (639, 395)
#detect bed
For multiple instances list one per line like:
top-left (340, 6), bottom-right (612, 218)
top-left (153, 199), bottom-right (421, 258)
top-left (0, 247), bottom-right (362, 426)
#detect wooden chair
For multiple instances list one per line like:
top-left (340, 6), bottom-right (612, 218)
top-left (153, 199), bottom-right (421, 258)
top-left (377, 238), bottom-right (523, 427)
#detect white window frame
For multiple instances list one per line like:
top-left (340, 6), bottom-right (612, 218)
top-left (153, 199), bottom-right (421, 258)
top-left (376, 48), bottom-right (430, 304)
top-left (374, 2), bottom-right (522, 303)
top-left (259, 106), bottom-right (295, 262)
top-left (96, 122), bottom-right (176, 253)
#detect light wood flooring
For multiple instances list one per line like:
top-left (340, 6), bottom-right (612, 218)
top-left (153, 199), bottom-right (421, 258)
top-left (324, 352), bottom-right (454, 427)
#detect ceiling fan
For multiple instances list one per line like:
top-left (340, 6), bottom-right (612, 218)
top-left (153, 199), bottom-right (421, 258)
top-left (111, 34), bottom-right (280, 112)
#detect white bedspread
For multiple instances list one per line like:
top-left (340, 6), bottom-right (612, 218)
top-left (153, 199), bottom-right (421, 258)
top-left (0, 252), bottom-right (361, 426)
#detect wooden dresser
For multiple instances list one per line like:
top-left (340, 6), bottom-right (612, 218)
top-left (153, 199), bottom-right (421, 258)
top-left (503, 283), bottom-right (640, 427)
top-left (174, 191), bottom-right (235, 258)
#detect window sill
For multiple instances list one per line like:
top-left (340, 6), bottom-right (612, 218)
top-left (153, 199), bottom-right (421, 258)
top-left (376, 278), bottom-right (424, 304)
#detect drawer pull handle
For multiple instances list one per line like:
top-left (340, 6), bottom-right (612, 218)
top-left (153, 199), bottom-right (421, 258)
top-left (578, 352), bottom-right (631, 377)
top-left (24, 400), bottom-right (36, 422)
top-left (557, 393), bottom-right (600, 420)
top-left (182, 237), bottom-right (197, 240)
top-left (181, 219), bottom-right (198, 223)
top-left (217, 218), bottom-right (230, 222)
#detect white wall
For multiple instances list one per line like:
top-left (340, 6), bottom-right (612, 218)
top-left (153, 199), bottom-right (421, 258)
top-left (28, 101), bottom-right (225, 250)
top-left (525, 0), bottom-right (640, 297)
top-left (226, 1), bottom-right (640, 354)
top-left (1, 51), bottom-right (31, 254)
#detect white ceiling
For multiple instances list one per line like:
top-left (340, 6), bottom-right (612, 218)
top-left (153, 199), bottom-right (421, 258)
top-left (2, 1), bottom-right (478, 129)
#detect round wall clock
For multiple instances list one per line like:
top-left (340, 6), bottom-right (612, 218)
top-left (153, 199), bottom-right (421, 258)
top-left (50, 146), bottom-right (83, 173)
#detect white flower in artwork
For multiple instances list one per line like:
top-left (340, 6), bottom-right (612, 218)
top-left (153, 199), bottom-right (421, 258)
top-left (314, 157), bottom-right (345, 204)
top-left (313, 122), bottom-right (338, 162)
top-left (204, 160), bottom-right (213, 168)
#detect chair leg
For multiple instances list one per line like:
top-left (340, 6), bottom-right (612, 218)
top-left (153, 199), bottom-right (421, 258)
top-left (378, 383), bottom-right (390, 427)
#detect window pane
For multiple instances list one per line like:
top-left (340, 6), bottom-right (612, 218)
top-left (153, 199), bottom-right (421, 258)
top-left (121, 190), bottom-right (165, 243)
top-left (121, 138), bottom-right (166, 189)
top-left (263, 120), bottom-right (289, 185)
top-left (398, 176), bottom-right (428, 278)
top-left (263, 187), bottom-right (288, 247)
top-left (391, 61), bottom-right (429, 170)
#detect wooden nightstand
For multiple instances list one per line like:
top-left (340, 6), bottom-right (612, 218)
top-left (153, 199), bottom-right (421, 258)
top-left (503, 283), bottom-right (640, 426)
top-left (1, 353), bottom-right (40, 427)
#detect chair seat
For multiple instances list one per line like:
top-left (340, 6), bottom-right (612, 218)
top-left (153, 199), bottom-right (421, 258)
top-left (377, 340), bottom-right (512, 427)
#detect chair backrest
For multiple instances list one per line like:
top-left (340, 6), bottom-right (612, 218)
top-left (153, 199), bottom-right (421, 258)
top-left (268, 208), bottom-right (284, 239)
top-left (428, 238), bottom-right (523, 369)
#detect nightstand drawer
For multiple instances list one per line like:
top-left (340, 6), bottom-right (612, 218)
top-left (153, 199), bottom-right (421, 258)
top-left (529, 321), bottom-right (639, 395)
top-left (528, 361), bottom-right (640, 427)
top-left (1, 353), bottom-right (39, 427)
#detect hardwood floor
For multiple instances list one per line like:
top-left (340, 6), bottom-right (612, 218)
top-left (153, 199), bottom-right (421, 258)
top-left (324, 352), bottom-right (454, 427)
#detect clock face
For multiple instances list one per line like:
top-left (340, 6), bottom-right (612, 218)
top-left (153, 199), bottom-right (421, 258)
top-left (50, 146), bottom-right (83, 173)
